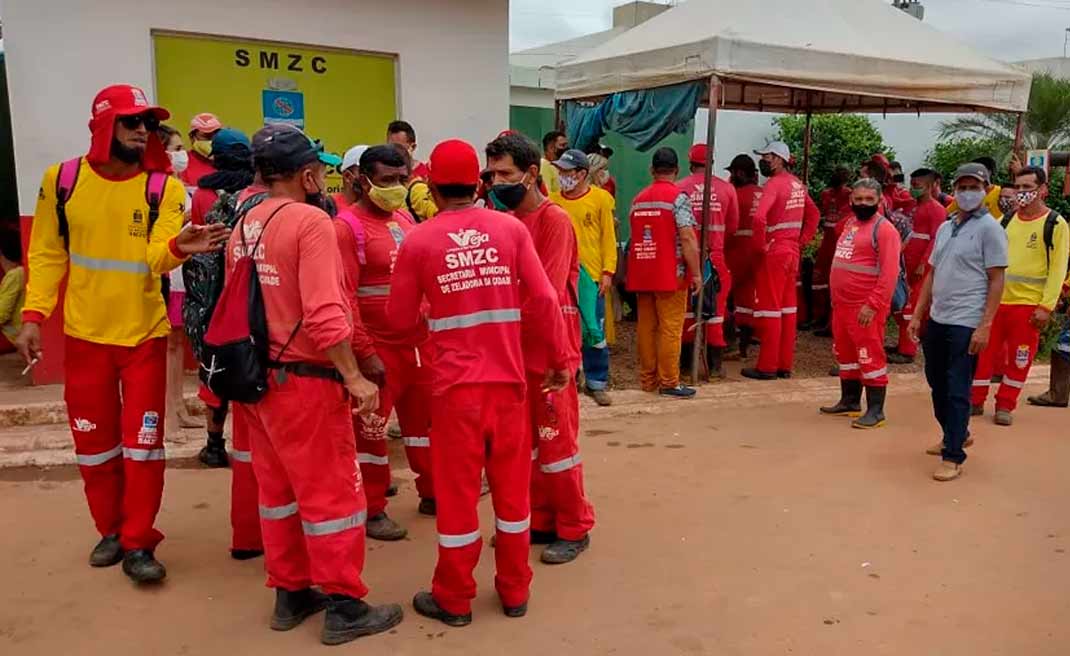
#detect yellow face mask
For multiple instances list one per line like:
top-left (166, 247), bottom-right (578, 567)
top-left (368, 183), bottom-right (408, 212)
top-left (191, 139), bottom-right (213, 159)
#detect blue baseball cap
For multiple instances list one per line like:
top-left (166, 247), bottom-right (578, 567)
top-left (552, 149), bottom-right (590, 171)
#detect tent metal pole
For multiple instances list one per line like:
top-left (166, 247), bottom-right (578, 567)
top-left (690, 75), bottom-right (720, 385)
top-left (802, 107), bottom-right (813, 185)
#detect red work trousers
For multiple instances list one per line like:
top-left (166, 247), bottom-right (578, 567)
top-left (893, 272), bottom-right (926, 358)
top-left (972, 304), bottom-right (1040, 412)
top-left (355, 342), bottom-right (433, 517)
top-left (683, 255), bottom-right (732, 348)
top-left (236, 374), bottom-right (368, 598)
top-left (832, 304), bottom-right (890, 386)
top-left (228, 409), bottom-right (262, 552)
top-left (727, 246), bottom-right (758, 328)
top-left (528, 375), bottom-right (596, 541)
top-left (66, 336), bottom-right (167, 551)
top-left (754, 250), bottom-right (801, 373)
top-left (430, 383), bottom-right (532, 616)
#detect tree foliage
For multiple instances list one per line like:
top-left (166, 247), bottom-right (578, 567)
top-left (924, 137), bottom-right (1006, 186)
top-left (773, 114), bottom-right (894, 196)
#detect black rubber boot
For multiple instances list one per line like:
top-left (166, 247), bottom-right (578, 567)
top-left (198, 434), bottom-right (229, 468)
top-left (271, 588), bottom-right (329, 631)
top-left (541, 535), bottom-right (591, 564)
top-left (707, 347), bottom-right (725, 378)
top-left (89, 534), bottom-right (123, 567)
top-left (819, 379), bottom-right (863, 416)
top-left (231, 549), bottom-right (264, 561)
top-left (412, 591), bottom-right (471, 627)
top-left (418, 498), bottom-right (437, 516)
top-left (121, 549), bottom-right (167, 584)
top-left (851, 386), bottom-right (887, 429)
top-left (738, 325), bottom-right (753, 359)
top-left (322, 595), bottom-right (404, 645)
top-left (1028, 351), bottom-right (1070, 407)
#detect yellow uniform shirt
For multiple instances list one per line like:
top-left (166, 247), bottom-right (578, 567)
top-left (947, 185), bottom-right (1003, 221)
top-left (1002, 211), bottom-right (1070, 310)
top-left (541, 158), bottom-right (561, 195)
top-left (0, 265), bottom-right (24, 341)
top-left (406, 179), bottom-right (438, 221)
top-left (27, 160), bottom-right (188, 346)
top-left (551, 186), bottom-right (618, 280)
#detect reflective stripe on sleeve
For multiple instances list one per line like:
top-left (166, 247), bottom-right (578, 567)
top-left (632, 201), bottom-right (676, 211)
top-left (781, 306), bottom-right (798, 315)
top-left (1003, 377), bottom-right (1026, 389)
top-left (767, 222), bottom-right (803, 233)
top-left (428, 309), bottom-right (522, 332)
top-left (357, 453), bottom-right (389, 466)
top-left (76, 444), bottom-right (123, 467)
top-left (70, 252), bottom-right (151, 274)
top-left (531, 448), bottom-right (539, 461)
top-left (972, 379), bottom-right (991, 387)
top-left (735, 307), bottom-right (754, 315)
top-left (839, 363), bottom-right (860, 371)
top-left (811, 284), bottom-right (829, 291)
top-left (402, 436), bottom-right (430, 448)
top-left (123, 447), bottom-right (165, 462)
top-left (438, 529), bottom-right (482, 548)
top-left (734, 229), bottom-right (754, 237)
top-left (540, 454), bottom-right (582, 474)
top-left (357, 285), bottom-right (391, 297)
top-left (260, 502), bottom-right (299, 520)
top-left (231, 450), bottom-right (252, 463)
top-left (710, 316), bottom-right (725, 324)
top-left (710, 225), bottom-right (726, 232)
top-left (862, 367), bottom-right (888, 380)
top-left (752, 310), bottom-right (782, 318)
top-left (303, 510), bottom-right (367, 537)
top-left (495, 516), bottom-right (531, 534)
top-left (831, 261), bottom-right (880, 275)
top-left (907, 232), bottom-right (932, 241)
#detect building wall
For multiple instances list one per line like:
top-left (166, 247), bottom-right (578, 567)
top-left (3, 0), bottom-right (508, 214)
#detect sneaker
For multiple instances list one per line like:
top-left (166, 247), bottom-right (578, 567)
top-left (659, 385), bottom-right (697, 398)
top-left (322, 595), bottom-right (404, 645)
top-left (925, 436), bottom-right (974, 455)
top-left (89, 534), bottom-right (123, 568)
top-left (412, 591), bottom-right (472, 627)
top-left (541, 535), bottom-right (591, 565)
top-left (198, 443), bottom-right (229, 468)
top-left (503, 600), bottom-right (528, 618)
top-left (886, 352), bottom-right (915, 365)
top-left (121, 549), bottom-right (167, 584)
top-left (366, 513), bottom-right (407, 541)
top-left (585, 388), bottom-right (612, 406)
top-left (271, 588), bottom-right (329, 631)
top-left (741, 368), bottom-right (777, 381)
top-left (970, 404), bottom-right (984, 417)
top-left (994, 409), bottom-right (1013, 426)
top-left (230, 549), bottom-right (264, 561)
top-left (418, 498), bottom-right (437, 517)
top-left (933, 461), bottom-right (964, 482)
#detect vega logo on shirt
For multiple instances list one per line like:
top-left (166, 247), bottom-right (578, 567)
top-left (447, 229), bottom-right (490, 249)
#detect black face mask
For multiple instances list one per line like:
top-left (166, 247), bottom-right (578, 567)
top-left (892, 173), bottom-right (905, 184)
top-left (554, 147), bottom-right (567, 159)
top-left (489, 180), bottom-right (529, 211)
top-left (758, 160), bottom-right (773, 177)
top-left (852, 203), bottom-right (879, 221)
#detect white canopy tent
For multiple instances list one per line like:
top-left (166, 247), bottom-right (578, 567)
top-left (553, 0), bottom-right (1033, 383)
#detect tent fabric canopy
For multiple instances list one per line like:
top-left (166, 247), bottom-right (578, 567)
top-left (555, 0), bottom-right (1032, 114)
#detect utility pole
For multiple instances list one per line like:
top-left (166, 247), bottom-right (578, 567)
top-left (1064, 27), bottom-right (1070, 58)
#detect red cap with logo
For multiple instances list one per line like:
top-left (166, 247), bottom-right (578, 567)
top-left (429, 139), bottom-right (480, 186)
top-left (689, 143), bottom-right (711, 165)
top-left (87, 84), bottom-right (172, 170)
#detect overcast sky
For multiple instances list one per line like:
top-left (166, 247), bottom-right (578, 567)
top-left (510, 0), bottom-right (1070, 62)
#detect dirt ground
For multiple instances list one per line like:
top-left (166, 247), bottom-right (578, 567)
top-left (3, 383), bottom-right (1069, 655)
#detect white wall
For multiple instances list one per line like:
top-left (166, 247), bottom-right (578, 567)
top-left (3, 0), bottom-right (509, 214)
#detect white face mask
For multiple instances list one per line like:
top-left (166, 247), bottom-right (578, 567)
top-left (168, 149), bottom-right (189, 174)
top-left (559, 174), bottom-right (579, 192)
top-left (955, 189), bottom-right (985, 212)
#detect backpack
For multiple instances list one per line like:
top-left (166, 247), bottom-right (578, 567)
top-left (334, 208), bottom-right (368, 265)
top-left (873, 216), bottom-right (910, 313)
top-left (200, 202), bottom-right (299, 404)
top-left (182, 190), bottom-right (268, 362)
top-left (1000, 210), bottom-right (1063, 268)
top-left (56, 157), bottom-right (169, 250)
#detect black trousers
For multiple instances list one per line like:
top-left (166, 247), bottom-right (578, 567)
top-left (922, 320), bottom-right (977, 464)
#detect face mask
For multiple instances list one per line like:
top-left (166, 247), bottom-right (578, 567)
top-left (368, 182), bottom-right (408, 212)
top-left (489, 175), bottom-right (530, 211)
top-left (852, 203), bottom-right (879, 221)
top-left (998, 198), bottom-right (1018, 215)
top-left (192, 140), bottom-right (213, 159)
top-left (559, 174), bottom-right (579, 193)
top-left (909, 187), bottom-right (926, 201)
top-left (955, 189), bottom-right (985, 212)
top-left (758, 160), bottom-right (773, 177)
top-left (304, 173), bottom-right (327, 211)
top-left (554, 147), bottom-right (567, 159)
top-left (892, 174), bottom-right (906, 184)
top-left (1016, 190), bottom-right (1039, 208)
top-left (168, 150), bottom-right (189, 174)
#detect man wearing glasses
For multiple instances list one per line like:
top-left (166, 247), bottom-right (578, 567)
top-left (17, 84), bottom-right (227, 583)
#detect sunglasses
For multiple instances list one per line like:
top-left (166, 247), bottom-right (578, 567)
top-left (117, 113), bottom-right (161, 132)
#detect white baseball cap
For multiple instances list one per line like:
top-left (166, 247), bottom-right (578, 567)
top-left (341, 144), bottom-right (369, 172)
top-left (754, 141), bottom-right (791, 162)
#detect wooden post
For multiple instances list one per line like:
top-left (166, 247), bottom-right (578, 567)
top-left (554, 99), bottom-right (562, 132)
top-left (690, 76), bottom-right (721, 385)
top-left (802, 107), bottom-right (814, 185)
top-left (1012, 112), bottom-right (1025, 156)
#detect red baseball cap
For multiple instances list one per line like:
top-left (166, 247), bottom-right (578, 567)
top-left (689, 143), bottom-right (711, 165)
top-left (91, 84), bottom-right (170, 123)
top-left (429, 139), bottom-right (480, 186)
top-left (87, 84), bottom-right (171, 170)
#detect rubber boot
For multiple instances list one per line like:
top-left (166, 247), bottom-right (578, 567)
top-left (819, 379), bottom-right (863, 417)
top-left (199, 433), bottom-right (229, 468)
top-left (707, 347), bottom-right (725, 379)
top-left (738, 325), bottom-right (753, 359)
top-left (851, 386), bottom-right (887, 429)
top-left (1028, 351), bottom-right (1070, 407)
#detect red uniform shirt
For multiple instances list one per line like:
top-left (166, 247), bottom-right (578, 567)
top-left (903, 197), bottom-right (945, 273)
top-left (190, 187), bottom-right (218, 226)
top-left (226, 198), bottom-right (353, 365)
top-left (820, 186), bottom-right (853, 238)
top-left (386, 206), bottom-right (569, 394)
top-left (677, 171), bottom-right (740, 258)
top-left (181, 152), bottom-right (216, 188)
top-left (332, 192), bottom-right (354, 214)
top-left (412, 161), bottom-right (431, 181)
top-left (514, 200), bottom-right (582, 374)
top-left (334, 204), bottom-right (427, 353)
top-left (753, 172), bottom-right (820, 255)
top-left (830, 215), bottom-right (902, 312)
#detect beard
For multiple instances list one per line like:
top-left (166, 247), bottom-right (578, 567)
top-left (111, 138), bottom-right (144, 164)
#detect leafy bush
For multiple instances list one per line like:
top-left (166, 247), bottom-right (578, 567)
top-left (773, 114), bottom-right (894, 197)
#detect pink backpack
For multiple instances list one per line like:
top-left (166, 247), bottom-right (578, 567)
top-left (334, 208), bottom-right (367, 265)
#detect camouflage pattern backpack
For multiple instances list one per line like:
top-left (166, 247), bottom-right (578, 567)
top-left (182, 189), bottom-right (267, 362)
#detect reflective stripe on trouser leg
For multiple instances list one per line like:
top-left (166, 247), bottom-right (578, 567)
top-left (230, 409), bottom-right (263, 552)
top-left (65, 336), bottom-right (124, 541)
top-left (529, 377), bottom-right (595, 542)
top-left (246, 376), bottom-right (369, 599)
top-left (994, 304), bottom-right (1040, 413)
top-left (355, 390), bottom-right (393, 518)
top-left (384, 342), bottom-right (435, 501)
top-left (835, 305), bottom-right (888, 385)
top-left (754, 254), bottom-right (787, 373)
